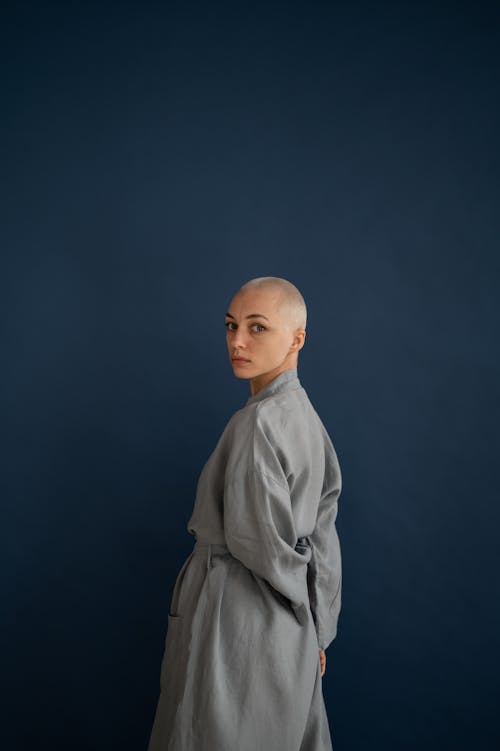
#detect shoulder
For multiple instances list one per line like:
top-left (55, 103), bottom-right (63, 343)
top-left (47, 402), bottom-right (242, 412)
top-left (223, 404), bottom-right (289, 488)
top-left (253, 386), bottom-right (307, 433)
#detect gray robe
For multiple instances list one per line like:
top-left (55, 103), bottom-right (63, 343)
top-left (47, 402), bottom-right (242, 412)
top-left (147, 368), bottom-right (342, 751)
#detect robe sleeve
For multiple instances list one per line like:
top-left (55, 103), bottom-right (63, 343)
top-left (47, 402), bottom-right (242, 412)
top-left (306, 466), bottom-right (342, 651)
top-left (223, 414), bottom-right (310, 625)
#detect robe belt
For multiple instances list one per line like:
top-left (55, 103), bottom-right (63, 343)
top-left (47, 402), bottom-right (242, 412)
top-left (193, 541), bottom-right (230, 571)
top-left (194, 537), bottom-right (310, 571)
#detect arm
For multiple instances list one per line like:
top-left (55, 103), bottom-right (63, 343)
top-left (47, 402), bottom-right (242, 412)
top-left (307, 461), bottom-right (342, 651)
top-left (223, 415), bottom-right (310, 625)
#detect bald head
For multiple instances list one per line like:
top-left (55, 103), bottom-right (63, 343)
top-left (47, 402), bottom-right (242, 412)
top-left (235, 276), bottom-right (307, 332)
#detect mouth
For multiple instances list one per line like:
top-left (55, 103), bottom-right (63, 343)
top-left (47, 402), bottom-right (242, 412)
top-left (232, 357), bottom-right (251, 363)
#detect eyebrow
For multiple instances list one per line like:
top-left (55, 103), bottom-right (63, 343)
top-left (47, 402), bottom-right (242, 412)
top-left (225, 312), bottom-right (270, 321)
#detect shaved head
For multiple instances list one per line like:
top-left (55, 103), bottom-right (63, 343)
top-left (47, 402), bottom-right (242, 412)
top-left (235, 276), bottom-right (307, 332)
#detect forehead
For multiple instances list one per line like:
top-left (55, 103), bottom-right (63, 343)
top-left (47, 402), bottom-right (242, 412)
top-left (229, 288), bottom-right (282, 312)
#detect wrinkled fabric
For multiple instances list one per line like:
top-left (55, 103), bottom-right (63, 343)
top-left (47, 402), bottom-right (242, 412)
top-left (148, 368), bottom-right (342, 751)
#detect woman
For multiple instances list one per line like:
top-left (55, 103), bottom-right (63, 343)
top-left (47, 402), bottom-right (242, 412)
top-left (147, 276), bottom-right (342, 751)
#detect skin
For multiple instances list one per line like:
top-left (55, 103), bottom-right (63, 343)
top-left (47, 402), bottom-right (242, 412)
top-left (225, 285), bottom-right (327, 677)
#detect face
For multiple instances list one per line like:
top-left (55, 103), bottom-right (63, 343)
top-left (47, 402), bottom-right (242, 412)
top-left (225, 288), bottom-right (306, 390)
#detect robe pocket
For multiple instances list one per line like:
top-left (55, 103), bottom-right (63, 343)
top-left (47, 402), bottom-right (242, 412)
top-left (164, 613), bottom-right (185, 657)
top-left (166, 612), bottom-right (183, 633)
top-left (160, 614), bottom-right (185, 694)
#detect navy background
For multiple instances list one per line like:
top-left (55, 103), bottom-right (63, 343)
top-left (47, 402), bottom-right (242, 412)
top-left (2, 1), bottom-right (499, 749)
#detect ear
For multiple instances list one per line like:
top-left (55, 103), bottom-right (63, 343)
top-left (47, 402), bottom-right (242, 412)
top-left (291, 329), bottom-right (306, 351)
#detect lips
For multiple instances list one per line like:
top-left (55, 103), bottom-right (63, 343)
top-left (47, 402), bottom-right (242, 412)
top-left (232, 357), bottom-right (250, 362)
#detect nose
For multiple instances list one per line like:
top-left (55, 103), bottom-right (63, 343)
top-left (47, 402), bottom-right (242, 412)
top-left (229, 328), bottom-right (249, 350)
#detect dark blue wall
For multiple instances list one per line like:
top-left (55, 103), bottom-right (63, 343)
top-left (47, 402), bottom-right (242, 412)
top-left (2, 1), bottom-right (499, 749)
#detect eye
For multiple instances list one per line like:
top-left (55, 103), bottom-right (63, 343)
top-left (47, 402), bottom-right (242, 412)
top-left (224, 322), bottom-right (266, 332)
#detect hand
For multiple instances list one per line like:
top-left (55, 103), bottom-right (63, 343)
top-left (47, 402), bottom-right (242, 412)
top-left (319, 649), bottom-right (326, 676)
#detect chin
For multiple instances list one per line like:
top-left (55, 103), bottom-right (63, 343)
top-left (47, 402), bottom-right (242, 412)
top-left (231, 361), bottom-right (254, 375)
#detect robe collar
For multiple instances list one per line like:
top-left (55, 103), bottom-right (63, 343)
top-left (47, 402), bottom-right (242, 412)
top-left (245, 368), bottom-right (301, 407)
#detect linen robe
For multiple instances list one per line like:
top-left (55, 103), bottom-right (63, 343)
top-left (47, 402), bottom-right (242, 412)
top-left (147, 368), bottom-right (342, 751)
